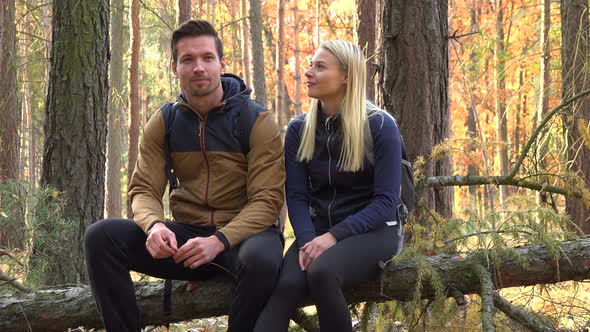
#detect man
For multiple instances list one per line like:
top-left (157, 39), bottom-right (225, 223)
top-left (84, 20), bottom-right (285, 332)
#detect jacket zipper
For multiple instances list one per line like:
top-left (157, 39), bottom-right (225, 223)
top-left (198, 113), bottom-right (214, 226)
top-left (325, 117), bottom-right (335, 227)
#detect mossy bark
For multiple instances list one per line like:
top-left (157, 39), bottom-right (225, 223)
top-left (3, 238), bottom-right (589, 331)
top-left (32, 0), bottom-right (109, 286)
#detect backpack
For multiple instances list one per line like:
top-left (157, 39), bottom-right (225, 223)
top-left (364, 117), bottom-right (415, 226)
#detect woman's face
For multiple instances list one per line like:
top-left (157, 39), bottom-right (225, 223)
top-left (305, 48), bottom-right (347, 103)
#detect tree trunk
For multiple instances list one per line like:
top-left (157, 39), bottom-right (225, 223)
top-left (561, 0), bottom-right (590, 235)
top-left (376, 0), bottom-right (453, 222)
top-left (106, 0), bottom-right (128, 219)
top-left (276, 0), bottom-right (286, 129)
top-left (292, 2), bottom-right (302, 116)
top-left (249, 0), bottom-right (266, 106)
top-left (127, 0), bottom-right (141, 219)
top-left (32, 0), bottom-right (109, 286)
top-left (535, 0), bottom-right (552, 222)
top-left (3, 238), bottom-right (589, 331)
top-left (178, 0), bottom-right (191, 25)
top-left (1, 0), bottom-right (24, 250)
top-left (0, 0), bottom-right (19, 182)
top-left (494, 0), bottom-right (509, 208)
top-left (209, 0), bottom-right (216, 26)
top-left (355, 0), bottom-right (376, 101)
top-left (466, 0), bottom-right (480, 205)
top-left (240, 0), bottom-right (251, 87)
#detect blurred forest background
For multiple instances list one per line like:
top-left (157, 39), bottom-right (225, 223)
top-left (1, 0), bottom-right (590, 331)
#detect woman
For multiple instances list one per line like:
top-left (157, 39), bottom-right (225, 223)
top-left (255, 40), bottom-right (403, 332)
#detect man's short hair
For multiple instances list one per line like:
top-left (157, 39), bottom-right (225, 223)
top-left (171, 20), bottom-right (224, 62)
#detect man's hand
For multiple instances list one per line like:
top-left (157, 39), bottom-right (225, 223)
top-left (174, 235), bottom-right (225, 269)
top-left (299, 232), bottom-right (337, 271)
top-left (146, 222), bottom-right (178, 259)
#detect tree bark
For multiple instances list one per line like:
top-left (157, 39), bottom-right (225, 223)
top-left (178, 0), bottom-right (191, 25)
top-left (0, 0), bottom-right (19, 182)
top-left (377, 0), bottom-right (453, 222)
top-left (292, 2), bottom-right (302, 116)
top-left (1, 0), bottom-right (25, 250)
top-left (355, 0), bottom-right (376, 101)
top-left (106, 0), bottom-right (128, 219)
top-left (127, 0), bottom-right (141, 219)
top-left (494, 0), bottom-right (509, 208)
top-left (561, 0), bottom-right (590, 235)
top-left (33, 0), bottom-right (109, 285)
top-left (249, 0), bottom-right (266, 106)
top-left (3, 238), bottom-right (589, 331)
top-left (276, 0), bottom-right (286, 129)
top-left (240, 0), bottom-right (251, 87)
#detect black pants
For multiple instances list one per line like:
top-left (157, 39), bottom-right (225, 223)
top-left (254, 224), bottom-right (402, 332)
top-left (84, 219), bottom-right (283, 332)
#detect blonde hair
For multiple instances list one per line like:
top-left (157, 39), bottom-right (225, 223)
top-left (297, 40), bottom-right (368, 172)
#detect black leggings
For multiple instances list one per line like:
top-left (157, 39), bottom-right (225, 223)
top-left (254, 224), bottom-right (402, 332)
top-left (84, 219), bottom-right (283, 332)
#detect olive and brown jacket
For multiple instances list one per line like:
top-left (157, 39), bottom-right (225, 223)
top-left (129, 74), bottom-right (285, 249)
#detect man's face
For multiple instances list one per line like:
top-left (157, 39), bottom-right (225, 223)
top-left (172, 36), bottom-right (225, 100)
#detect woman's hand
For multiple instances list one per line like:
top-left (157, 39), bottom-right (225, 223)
top-left (298, 232), bottom-right (337, 271)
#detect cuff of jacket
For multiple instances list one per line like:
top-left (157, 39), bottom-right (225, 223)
top-left (296, 231), bottom-right (316, 249)
top-left (328, 222), bottom-right (352, 242)
top-left (146, 220), bottom-right (165, 234)
top-left (214, 231), bottom-right (230, 252)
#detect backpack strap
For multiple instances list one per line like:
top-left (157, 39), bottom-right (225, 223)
top-left (161, 102), bottom-right (178, 190)
top-left (160, 102), bottom-right (178, 323)
top-left (239, 99), bottom-right (262, 155)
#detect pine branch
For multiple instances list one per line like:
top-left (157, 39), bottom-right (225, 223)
top-left (493, 293), bottom-right (557, 332)
top-left (474, 265), bottom-right (496, 332)
top-left (416, 89), bottom-right (590, 197)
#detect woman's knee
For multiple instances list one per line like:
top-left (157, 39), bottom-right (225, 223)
top-left (306, 260), bottom-right (341, 290)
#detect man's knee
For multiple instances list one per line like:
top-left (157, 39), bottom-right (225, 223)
top-left (84, 219), bottom-right (134, 256)
top-left (84, 220), bottom-right (109, 255)
top-left (238, 232), bottom-right (282, 277)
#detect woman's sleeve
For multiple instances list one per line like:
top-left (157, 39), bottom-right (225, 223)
top-left (328, 113), bottom-right (402, 241)
top-left (285, 120), bottom-right (316, 248)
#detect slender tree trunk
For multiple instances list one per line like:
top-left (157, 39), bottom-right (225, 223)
top-left (514, 67), bottom-right (524, 166)
top-left (178, 0), bottom-right (191, 25)
top-left (536, 0), bottom-right (552, 217)
top-left (292, 2), bottom-right (302, 116)
top-left (355, 0), bottom-right (376, 101)
top-left (0, 0), bottom-right (24, 250)
top-left (106, 0), bottom-right (128, 218)
top-left (249, 0), bottom-right (266, 105)
top-left (315, 0), bottom-right (320, 47)
top-left (33, 0), bottom-right (109, 286)
top-left (0, 0), bottom-right (18, 182)
top-left (466, 0), bottom-right (480, 204)
top-left (229, 0), bottom-right (239, 80)
top-left (209, 0), bottom-right (216, 26)
top-left (240, 0), bottom-right (251, 86)
top-left (127, 0), bottom-right (141, 219)
top-left (494, 0), bottom-right (509, 208)
top-left (561, 0), bottom-right (590, 234)
top-left (377, 0), bottom-right (453, 222)
top-left (276, 0), bottom-right (286, 129)
top-left (20, 7), bottom-right (34, 186)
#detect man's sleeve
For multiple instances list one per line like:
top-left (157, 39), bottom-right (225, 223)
top-left (216, 111), bottom-right (286, 248)
top-left (128, 111), bottom-right (168, 233)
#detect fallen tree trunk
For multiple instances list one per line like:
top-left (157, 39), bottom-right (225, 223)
top-left (2, 238), bottom-right (589, 331)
